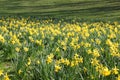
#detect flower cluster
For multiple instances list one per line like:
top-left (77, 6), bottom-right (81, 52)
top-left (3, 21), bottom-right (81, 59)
top-left (0, 17), bottom-right (120, 80)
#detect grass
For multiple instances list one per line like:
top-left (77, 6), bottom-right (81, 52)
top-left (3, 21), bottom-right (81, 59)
top-left (0, 0), bottom-right (120, 21)
top-left (0, 1), bottom-right (120, 80)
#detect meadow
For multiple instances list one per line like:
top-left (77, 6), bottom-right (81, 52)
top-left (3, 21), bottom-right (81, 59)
top-left (0, 17), bottom-right (119, 80)
top-left (0, 0), bottom-right (120, 80)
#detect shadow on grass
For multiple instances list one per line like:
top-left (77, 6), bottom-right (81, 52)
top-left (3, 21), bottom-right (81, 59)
top-left (1, 5), bottom-right (120, 16)
top-left (0, 0), bottom-right (120, 21)
top-left (6, 1), bottom-right (101, 10)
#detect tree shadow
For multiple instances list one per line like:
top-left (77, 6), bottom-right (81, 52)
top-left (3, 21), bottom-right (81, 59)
top-left (0, 0), bottom-right (120, 19)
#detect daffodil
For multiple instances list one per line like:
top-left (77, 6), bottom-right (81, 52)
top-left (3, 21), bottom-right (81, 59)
top-left (0, 70), bottom-right (3, 76)
top-left (112, 66), bottom-right (119, 75)
top-left (91, 58), bottom-right (99, 66)
top-left (0, 35), bottom-right (5, 43)
top-left (116, 75), bottom-right (120, 80)
top-left (27, 57), bottom-right (31, 66)
top-left (24, 47), bottom-right (29, 52)
top-left (46, 54), bottom-right (54, 64)
top-left (15, 47), bottom-right (20, 52)
top-left (4, 73), bottom-right (10, 80)
top-left (54, 65), bottom-right (61, 72)
top-left (102, 67), bottom-right (111, 76)
top-left (18, 69), bottom-right (22, 74)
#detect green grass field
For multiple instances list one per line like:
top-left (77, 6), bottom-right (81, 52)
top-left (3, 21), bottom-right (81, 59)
top-left (0, 0), bottom-right (120, 21)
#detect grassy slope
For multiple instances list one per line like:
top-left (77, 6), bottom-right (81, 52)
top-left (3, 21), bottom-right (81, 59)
top-left (0, 0), bottom-right (120, 72)
top-left (0, 0), bottom-right (120, 21)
